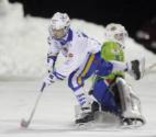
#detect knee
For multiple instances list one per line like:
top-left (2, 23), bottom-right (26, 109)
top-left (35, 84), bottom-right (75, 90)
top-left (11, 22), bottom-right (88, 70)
top-left (68, 75), bottom-right (73, 89)
top-left (68, 73), bottom-right (83, 91)
top-left (68, 78), bottom-right (75, 90)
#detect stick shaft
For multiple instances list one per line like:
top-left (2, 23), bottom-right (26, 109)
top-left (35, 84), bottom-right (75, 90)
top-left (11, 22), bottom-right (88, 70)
top-left (145, 63), bottom-right (156, 75)
top-left (27, 91), bottom-right (43, 123)
top-left (24, 82), bottom-right (46, 127)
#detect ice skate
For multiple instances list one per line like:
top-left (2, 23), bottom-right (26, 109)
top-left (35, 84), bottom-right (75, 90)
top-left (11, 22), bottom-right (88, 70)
top-left (120, 96), bottom-right (146, 127)
top-left (75, 101), bottom-right (94, 125)
top-left (121, 109), bottom-right (146, 127)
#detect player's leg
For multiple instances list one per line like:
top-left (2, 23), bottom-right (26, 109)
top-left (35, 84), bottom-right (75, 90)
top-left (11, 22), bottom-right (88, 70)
top-left (115, 77), bottom-right (146, 125)
top-left (68, 53), bottom-right (100, 124)
top-left (92, 78), bottom-right (120, 115)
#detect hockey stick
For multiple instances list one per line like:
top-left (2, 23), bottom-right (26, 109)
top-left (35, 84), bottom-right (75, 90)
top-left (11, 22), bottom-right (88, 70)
top-left (144, 62), bottom-right (156, 75)
top-left (20, 82), bottom-right (46, 128)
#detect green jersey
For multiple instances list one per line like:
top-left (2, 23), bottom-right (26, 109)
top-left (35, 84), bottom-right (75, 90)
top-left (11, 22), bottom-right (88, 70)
top-left (100, 41), bottom-right (125, 81)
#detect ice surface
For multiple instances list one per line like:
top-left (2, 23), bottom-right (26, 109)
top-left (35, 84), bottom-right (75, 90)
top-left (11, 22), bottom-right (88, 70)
top-left (0, 1), bottom-right (156, 137)
top-left (0, 78), bottom-right (156, 137)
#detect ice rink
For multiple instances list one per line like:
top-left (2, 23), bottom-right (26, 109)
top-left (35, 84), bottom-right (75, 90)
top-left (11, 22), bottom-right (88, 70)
top-left (1, 0), bottom-right (156, 137)
top-left (0, 73), bottom-right (156, 137)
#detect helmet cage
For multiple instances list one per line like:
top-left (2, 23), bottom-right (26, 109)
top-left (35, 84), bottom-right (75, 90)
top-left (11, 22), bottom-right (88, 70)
top-left (105, 23), bottom-right (128, 48)
top-left (49, 12), bottom-right (70, 39)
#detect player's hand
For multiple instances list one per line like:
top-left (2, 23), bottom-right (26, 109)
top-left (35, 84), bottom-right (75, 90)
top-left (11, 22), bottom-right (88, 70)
top-left (43, 73), bottom-right (56, 86)
top-left (47, 63), bottom-right (54, 74)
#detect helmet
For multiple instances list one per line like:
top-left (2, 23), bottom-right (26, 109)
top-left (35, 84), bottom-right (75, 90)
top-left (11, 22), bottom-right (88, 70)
top-left (49, 12), bottom-right (70, 39)
top-left (105, 23), bottom-right (128, 48)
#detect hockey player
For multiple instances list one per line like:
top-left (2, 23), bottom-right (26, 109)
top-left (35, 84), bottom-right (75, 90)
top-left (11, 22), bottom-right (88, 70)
top-left (43, 12), bottom-right (145, 125)
top-left (45, 12), bottom-right (102, 80)
top-left (86, 23), bottom-right (145, 125)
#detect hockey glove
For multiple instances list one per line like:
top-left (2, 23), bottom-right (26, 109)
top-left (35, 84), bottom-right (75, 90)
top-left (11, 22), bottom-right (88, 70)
top-left (126, 57), bottom-right (145, 80)
top-left (47, 56), bottom-right (57, 73)
top-left (43, 73), bottom-right (56, 86)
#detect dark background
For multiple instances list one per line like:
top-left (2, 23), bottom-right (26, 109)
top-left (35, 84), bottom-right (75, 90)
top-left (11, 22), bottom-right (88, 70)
top-left (9, 0), bottom-right (156, 38)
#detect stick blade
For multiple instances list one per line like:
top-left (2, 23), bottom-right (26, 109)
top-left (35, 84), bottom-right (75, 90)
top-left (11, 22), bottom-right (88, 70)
top-left (20, 119), bottom-right (29, 128)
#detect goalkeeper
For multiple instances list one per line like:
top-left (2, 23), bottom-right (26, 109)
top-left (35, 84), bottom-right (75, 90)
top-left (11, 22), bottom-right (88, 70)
top-left (88, 23), bottom-right (145, 125)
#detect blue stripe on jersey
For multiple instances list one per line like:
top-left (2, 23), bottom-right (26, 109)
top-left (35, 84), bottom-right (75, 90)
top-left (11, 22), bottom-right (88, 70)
top-left (77, 54), bottom-right (95, 85)
top-left (68, 69), bottom-right (83, 91)
top-left (47, 56), bottom-right (57, 63)
top-left (76, 93), bottom-right (86, 106)
top-left (53, 71), bottom-right (66, 80)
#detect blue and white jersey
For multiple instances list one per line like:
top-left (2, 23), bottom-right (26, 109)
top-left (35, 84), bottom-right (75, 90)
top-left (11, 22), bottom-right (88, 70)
top-left (47, 28), bottom-right (102, 79)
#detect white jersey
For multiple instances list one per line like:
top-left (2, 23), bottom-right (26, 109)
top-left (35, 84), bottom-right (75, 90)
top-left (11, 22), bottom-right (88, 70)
top-left (47, 28), bottom-right (101, 78)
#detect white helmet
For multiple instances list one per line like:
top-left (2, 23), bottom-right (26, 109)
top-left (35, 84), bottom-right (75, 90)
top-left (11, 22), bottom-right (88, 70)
top-left (105, 23), bottom-right (128, 48)
top-left (49, 12), bottom-right (70, 39)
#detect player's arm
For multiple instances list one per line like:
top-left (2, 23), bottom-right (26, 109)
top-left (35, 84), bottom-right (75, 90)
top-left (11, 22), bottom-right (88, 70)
top-left (47, 37), bottom-right (59, 73)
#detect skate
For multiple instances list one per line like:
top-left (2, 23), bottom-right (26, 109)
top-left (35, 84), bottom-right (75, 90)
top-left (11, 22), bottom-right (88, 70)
top-left (75, 100), bottom-right (95, 126)
top-left (91, 101), bottom-right (100, 113)
top-left (120, 109), bottom-right (146, 128)
top-left (75, 107), bottom-right (94, 125)
top-left (121, 117), bottom-right (145, 125)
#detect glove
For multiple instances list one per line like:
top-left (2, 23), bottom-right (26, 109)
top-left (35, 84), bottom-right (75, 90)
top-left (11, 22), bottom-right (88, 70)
top-left (47, 56), bottom-right (57, 73)
top-left (43, 73), bottom-right (56, 86)
top-left (47, 59), bottom-right (54, 73)
top-left (47, 66), bottom-right (54, 74)
top-left (126, 60), bottom-right (138, 79)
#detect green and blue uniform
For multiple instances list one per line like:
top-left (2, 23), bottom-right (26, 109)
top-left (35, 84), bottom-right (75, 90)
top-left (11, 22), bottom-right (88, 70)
top-left (68, 41), bottom-right (125, 114)
top-left (92, 41), bottom-right (125, 114)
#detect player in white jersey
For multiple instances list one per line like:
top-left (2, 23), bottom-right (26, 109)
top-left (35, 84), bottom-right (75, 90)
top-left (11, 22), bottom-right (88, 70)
top-left (43, 12), bottom-right (145, 125)
top-left (46, 12), bottom-right (101, 79)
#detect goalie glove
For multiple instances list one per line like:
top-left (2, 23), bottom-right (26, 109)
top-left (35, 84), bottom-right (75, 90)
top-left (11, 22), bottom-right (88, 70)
top-left (111, 57), bottom-right (145, 80)
top-left (126, 57), bottom-right (145, 80)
